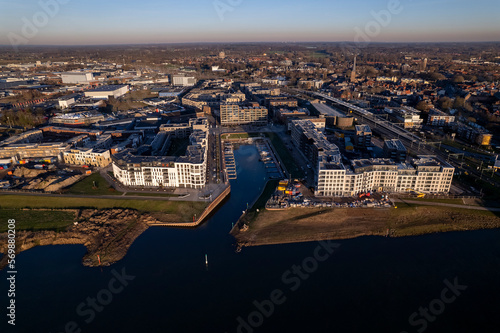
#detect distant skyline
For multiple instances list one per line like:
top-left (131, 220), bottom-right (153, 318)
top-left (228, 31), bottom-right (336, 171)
top-left (1, 0), bottom-right (499, 47)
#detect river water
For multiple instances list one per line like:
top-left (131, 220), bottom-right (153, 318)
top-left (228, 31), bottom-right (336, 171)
top-left (2, 145), bottom-right (500, 333)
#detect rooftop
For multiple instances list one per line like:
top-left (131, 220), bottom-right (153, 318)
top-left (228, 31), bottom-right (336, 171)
top-left (86, 85), bottom-right (128, 92)
top-left (384, 139), bottom-right (407, 151)
top-left (312, 103), bottom-right (347, 118)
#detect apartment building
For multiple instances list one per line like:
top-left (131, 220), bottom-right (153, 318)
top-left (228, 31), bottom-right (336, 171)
top-left (160, 123), bottom-right (191, 138)
top-left (220, 104), bottom-right (268, 126)
top-left (427, 109), bottom-right (455, 127)
top-left (316, 157), bottom-right (454, 197)
top-left (291, 119), bottom-right (342, 172)
top-left (383, 139), bottom-right (407, 162)
top-left (387, 107), bottom-right (423, 129)
top-left (266, 97), bottom-right (298, 108)
top-left (63, 148), bottom-right (112, 167)
top-left (355, 125), bottom-right (372, 147)
top-left (112, 121), bottom-right (209, 189)
top-left (159, 118), bottom-right (209, 138)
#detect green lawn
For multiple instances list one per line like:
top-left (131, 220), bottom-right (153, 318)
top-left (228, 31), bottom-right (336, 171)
top-left (67, 173), bottom-right (123, 196)
top-left (124, 192), bottom-right (179, 198)
top-left (0, 195), bottom-right (207, 221)
top-left (222, 133), bottom-right (250, 139)
top-left (0, 209), bottom-right (76, 232)
top-left (264, 132), bottom-right (305, 178)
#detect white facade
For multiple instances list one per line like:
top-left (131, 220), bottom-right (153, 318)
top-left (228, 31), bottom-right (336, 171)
top-left (317, 158), bottom-right (454, 197)
top-left (172, 76), bottom-right (196, 87)
top-left (112, 118), bottom-right (209, 189)
top-left (112, 160), bottom-right (206, 189)
top-left (84, 85), bottom-right (129, 100)
top-left (61, 72), bottom-right (94, 84)
top-left (58, 97), bottom-right (76, 109)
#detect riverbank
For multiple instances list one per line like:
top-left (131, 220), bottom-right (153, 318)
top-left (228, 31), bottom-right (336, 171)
top-left (231, 203), bottom-right (500, 247)
top-left (0, 184), bottom-right (231, 268)
top-left (0, 209), bottom-right (155, 269)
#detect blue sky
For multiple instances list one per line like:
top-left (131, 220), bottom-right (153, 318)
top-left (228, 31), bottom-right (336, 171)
top-left (0, 0), bottom-right (499, 45)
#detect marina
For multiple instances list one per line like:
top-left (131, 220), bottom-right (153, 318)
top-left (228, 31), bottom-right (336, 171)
top-left (223, 143), bottom-right (237, 180)
top-left (255, 139), bottom-right (285, 179)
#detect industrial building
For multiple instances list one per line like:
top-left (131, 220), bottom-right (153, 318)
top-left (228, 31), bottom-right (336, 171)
top-left (312, 102), bottom-right (354, 128)
top-left (58, 94), bottom-right (81, 109)
top-left (84, 85), bottom-right (129, 100)
top-left (172, 75), bottom-right (196, 87)
top-left (61, 72), bottom-right (94, 84)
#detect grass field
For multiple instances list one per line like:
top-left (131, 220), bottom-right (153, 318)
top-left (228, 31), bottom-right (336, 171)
top-left (124, 192), bottom-right (179, 198)
top-left (235, 202), bottom-right (500, 247)
top-left (222, 133), bottom-right (250, 139)
top-left (401, 198), bottom-right (465, 205)
top-left (0, 195), bottom-right (207, 221)
top-left (67, 173), bottom-right (123, 196)
top-left (264, 132), bottom-right (305, 178)
top-left (0, 209), bottom-right (76, 232)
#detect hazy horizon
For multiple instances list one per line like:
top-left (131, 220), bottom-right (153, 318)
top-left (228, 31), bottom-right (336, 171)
top-left (1, 0), bottom-right (499, 47)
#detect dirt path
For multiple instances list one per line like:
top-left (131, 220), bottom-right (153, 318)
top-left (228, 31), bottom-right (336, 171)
top-left (232, 205), bottom-right (500, 247)
top-left (393, 199), bottom-right (500, 211)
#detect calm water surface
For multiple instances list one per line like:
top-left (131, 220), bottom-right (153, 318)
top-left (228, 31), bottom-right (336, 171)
top-left (2, 145), bottom-right (500, 333)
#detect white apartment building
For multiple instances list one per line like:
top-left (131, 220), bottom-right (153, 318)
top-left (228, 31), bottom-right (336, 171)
top-left (220, 104), bottom-right (268, 126)
top-left (316, 157), bottom-right (454, 197)
top-left (112, 119), bottom-right (209, 189)
top-left (112, 154), bottom-right (206, 189)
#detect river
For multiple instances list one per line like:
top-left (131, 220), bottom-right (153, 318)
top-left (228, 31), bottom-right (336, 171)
top-left (1, 145), bottom-right (500, 333)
